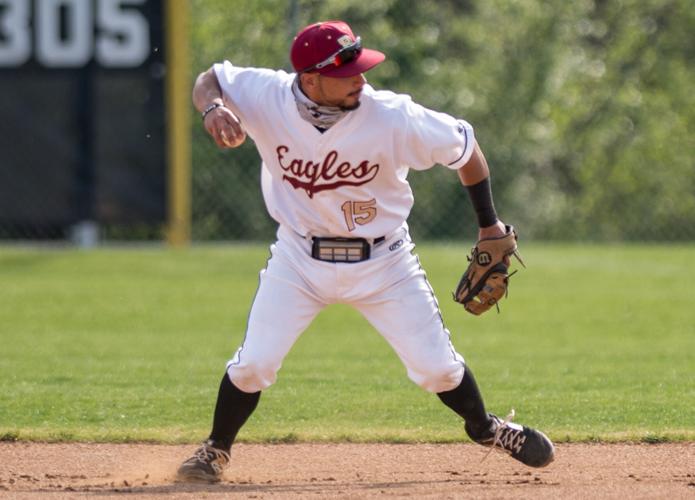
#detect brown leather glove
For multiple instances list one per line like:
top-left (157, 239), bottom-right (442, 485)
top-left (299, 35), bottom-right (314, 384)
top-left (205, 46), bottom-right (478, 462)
top-left (454, 225), bottom-right (524, 315)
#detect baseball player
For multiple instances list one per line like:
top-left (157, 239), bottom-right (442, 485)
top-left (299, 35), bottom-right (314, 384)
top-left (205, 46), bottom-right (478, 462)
top-left (177, 20), bottom-right (554, 483)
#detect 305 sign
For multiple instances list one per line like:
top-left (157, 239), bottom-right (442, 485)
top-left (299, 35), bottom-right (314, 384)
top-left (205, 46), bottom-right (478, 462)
top-left (0, 0), bottom-right (151, 68)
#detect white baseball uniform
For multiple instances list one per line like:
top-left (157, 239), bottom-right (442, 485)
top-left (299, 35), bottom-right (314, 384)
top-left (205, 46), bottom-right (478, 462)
top-left (213, 61), bottom-right (476, 394)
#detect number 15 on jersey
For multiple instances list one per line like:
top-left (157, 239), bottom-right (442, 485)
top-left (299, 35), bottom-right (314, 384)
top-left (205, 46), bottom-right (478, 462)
top-left (341, 199), bottom-right (377, 232)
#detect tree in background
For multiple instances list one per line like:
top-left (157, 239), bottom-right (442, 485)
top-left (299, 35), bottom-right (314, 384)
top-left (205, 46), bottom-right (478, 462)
top-left (190, 0), bottom-right (695, 241)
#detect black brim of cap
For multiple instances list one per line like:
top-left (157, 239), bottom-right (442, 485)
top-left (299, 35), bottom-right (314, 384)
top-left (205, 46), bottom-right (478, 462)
top-left (318, 48), bottom-right (386, 78)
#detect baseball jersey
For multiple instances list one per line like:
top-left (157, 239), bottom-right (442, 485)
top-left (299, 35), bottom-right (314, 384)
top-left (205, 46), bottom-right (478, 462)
top-left (213, 61), bottom-right (476, 239)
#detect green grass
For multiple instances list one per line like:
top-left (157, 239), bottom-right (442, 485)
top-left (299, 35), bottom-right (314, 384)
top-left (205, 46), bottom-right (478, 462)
top-left (0, 243), bottom-right (693, 444)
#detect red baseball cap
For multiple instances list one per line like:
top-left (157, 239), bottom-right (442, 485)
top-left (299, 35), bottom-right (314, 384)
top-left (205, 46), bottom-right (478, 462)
top-left (290, 21), bottom-right (385, 78)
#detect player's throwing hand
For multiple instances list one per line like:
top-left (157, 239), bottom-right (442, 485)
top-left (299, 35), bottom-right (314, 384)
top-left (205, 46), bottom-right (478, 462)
top-left (203, 102), bottom-right (246, 149)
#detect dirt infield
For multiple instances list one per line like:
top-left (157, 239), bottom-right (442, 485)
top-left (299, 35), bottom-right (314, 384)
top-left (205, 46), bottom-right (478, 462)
top-left (1, 442), bottom-right (693, 499)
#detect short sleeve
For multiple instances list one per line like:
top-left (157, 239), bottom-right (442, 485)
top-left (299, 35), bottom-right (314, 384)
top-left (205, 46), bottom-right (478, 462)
top-left (398, 98), bottom-right (476, 171)
top-left (212, 61), bottom-right (287, 129)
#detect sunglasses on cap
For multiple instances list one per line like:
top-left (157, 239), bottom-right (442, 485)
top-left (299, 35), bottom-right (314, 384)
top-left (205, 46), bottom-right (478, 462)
top-left (299, 37), bottom-right (362, 73)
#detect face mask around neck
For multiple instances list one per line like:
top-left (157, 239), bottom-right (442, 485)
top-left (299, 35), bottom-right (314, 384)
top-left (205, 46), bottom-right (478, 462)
top-left (291, 76), bottom-right (350, 130)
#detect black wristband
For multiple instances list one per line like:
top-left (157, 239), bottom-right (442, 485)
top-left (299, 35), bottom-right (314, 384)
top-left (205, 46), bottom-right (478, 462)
top-left (466, 177), bottom-right (498, 228)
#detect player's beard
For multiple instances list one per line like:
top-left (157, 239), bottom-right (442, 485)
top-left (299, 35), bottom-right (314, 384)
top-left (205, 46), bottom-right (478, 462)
top-left (340, 100), bottom-right (361, 112)
top-left (320, 78), bottom-right (362, 112)
top-left (338, 90), bottom-right (363, 111)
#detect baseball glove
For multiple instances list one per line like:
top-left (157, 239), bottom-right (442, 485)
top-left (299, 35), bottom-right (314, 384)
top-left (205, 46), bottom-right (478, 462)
top-left (454, 225), bottom-right (525, 315)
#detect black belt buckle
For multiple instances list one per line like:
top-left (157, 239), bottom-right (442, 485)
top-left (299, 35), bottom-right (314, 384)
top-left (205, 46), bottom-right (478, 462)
top-left (311, 237), bottom-right (371, 263)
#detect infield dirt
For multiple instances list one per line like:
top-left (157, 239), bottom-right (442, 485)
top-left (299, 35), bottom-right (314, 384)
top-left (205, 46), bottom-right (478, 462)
top-left (1, 442), bottom-right (693, 499)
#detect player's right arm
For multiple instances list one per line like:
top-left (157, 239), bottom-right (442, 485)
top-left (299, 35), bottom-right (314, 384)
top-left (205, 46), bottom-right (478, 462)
top-left (192, 67), bottom-right (246, 149)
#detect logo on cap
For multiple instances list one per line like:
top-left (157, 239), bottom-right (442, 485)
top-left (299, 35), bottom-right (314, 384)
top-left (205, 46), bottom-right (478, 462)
top-left (337, 35), bottom-right (353, 47)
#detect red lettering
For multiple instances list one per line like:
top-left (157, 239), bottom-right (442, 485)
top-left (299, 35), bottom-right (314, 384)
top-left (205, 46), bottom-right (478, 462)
top-left (336, 161), bottom-right (352, 178)
top-left (354, 160), bottom-right (378, 179)
top-left (276, 145), bottom-right (289, 170)
top-left (291, 159), bottom-right (304, 176)
top-left (275, 145), bottom-right (379, 198)
top-left (321, 151), bottom-right (338, 178)
top-left (305, 161), bottom-right (318, 183)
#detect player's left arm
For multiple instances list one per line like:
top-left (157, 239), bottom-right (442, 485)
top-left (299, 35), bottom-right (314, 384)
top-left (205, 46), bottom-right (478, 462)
top-left (457, 142), bottom-right (506, 240)
top-left (454, 141), bottom-right (523, 314)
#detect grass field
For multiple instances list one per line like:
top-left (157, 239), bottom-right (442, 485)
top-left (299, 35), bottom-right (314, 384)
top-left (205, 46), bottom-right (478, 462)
top-left (0, 243), bottom-right (693, 444)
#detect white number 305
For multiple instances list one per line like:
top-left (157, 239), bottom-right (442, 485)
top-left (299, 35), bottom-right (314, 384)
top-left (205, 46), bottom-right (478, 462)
top-left (0, 0), bottom-right (150, 68)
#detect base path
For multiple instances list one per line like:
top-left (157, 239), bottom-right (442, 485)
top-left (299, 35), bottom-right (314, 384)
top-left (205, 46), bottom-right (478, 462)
top-left (1, 442), bottom-right (693, 499)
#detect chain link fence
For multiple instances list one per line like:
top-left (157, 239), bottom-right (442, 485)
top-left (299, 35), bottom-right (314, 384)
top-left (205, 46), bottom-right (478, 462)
top-left (188, 0), bottom-right (695, 243)
top-left (2, 0), bottom-right (694, 243)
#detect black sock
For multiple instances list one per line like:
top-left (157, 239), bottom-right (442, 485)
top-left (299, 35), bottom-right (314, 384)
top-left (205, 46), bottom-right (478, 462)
top-left (437, 366), bottom-right (492, 439)
top-left (208, 373), bottom-right (261, 452)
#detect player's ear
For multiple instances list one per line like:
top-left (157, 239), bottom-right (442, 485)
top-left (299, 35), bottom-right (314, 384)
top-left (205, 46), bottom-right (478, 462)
top-left (299, 72), bottom-right (319, 92)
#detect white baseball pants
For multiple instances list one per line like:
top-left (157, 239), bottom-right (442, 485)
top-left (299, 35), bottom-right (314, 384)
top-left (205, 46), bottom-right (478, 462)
top-left (226, 224), bottom-right (465, 394)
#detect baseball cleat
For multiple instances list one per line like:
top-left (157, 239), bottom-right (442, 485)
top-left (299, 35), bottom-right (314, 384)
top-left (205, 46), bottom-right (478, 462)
top-left (469, 410), bottom-right (555, 468)
top-left (176, 440), bottom-right (231, 483)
